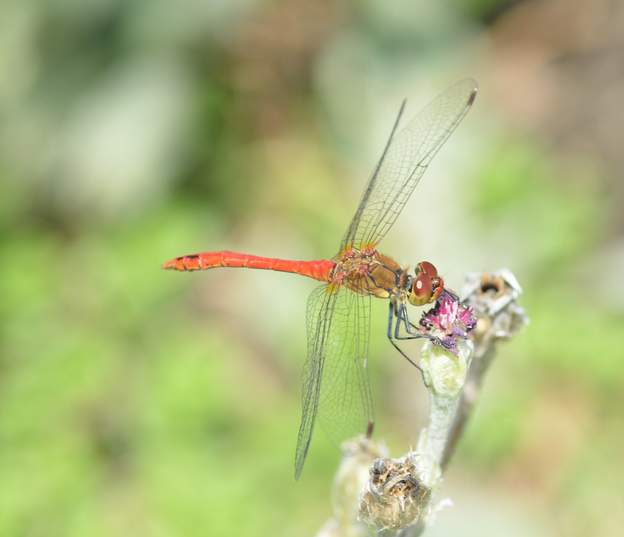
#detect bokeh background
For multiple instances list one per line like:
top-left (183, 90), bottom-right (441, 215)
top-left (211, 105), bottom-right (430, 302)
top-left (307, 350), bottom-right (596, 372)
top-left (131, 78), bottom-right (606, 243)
top-left (1, 0), bottom-right (623, 535)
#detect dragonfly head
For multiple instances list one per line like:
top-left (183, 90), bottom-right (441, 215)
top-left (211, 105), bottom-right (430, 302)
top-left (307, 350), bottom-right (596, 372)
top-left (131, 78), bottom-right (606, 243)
top-left (408, 261), bottom-right (444, 306)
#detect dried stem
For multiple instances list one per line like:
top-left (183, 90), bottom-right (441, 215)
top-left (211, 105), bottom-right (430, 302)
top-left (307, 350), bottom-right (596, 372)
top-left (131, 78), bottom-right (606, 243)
top-left (440, 342), bottom-right (496, 471)
top-left (442, 269), bottom-right (527, 470)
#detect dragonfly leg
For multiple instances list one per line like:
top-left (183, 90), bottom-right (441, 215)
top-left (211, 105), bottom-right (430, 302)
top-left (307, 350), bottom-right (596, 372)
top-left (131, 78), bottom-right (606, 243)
top-left (395, 302), bottom-right (429, 340)
top-left (387, 301), bottom-right (425, 376)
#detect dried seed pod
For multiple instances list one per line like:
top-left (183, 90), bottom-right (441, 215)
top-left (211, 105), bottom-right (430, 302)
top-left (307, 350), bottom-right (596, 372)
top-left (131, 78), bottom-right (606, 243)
top-left (359, 455), bottom-right (432, 530)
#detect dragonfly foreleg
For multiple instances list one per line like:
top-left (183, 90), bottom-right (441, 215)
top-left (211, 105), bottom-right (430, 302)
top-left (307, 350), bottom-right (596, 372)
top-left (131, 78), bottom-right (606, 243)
top-left (395, 302), bottom-right (428, 340)
top-left (386, 300), bottom-right (425, 376)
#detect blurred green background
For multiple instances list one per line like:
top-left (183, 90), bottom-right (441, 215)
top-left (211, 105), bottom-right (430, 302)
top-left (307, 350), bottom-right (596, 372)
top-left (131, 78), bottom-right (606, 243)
top-left (1, 0), bottom-right (623, 535)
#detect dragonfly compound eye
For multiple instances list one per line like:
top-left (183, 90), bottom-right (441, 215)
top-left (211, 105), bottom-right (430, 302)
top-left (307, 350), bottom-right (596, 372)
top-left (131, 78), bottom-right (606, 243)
top-left (416, 261), bottom-right (438, 278)
top-left (409, 272), bottom-right (433, 306)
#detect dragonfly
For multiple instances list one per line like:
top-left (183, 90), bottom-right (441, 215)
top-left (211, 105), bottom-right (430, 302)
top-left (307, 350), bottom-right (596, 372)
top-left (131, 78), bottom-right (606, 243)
top-left (163, 79), bottom-right (478, 479)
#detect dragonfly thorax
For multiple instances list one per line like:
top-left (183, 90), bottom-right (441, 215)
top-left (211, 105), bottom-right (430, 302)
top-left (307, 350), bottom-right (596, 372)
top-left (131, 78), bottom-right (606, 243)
top-left (331, 248), bottom-right (403, 299)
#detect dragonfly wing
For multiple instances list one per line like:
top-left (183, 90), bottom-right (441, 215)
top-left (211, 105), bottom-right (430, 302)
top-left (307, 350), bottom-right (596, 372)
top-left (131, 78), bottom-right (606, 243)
top-left (340, 78), bottom-right (478, 252)
top-left (295, 285), bottom-right (373, 479)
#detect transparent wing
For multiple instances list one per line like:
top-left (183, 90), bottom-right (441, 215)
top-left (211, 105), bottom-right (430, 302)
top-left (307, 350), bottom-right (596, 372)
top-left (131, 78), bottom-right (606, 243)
top-left (295, 285), bottom-right (373, 479)
top-left (340, 79), bottom-right (478, 252)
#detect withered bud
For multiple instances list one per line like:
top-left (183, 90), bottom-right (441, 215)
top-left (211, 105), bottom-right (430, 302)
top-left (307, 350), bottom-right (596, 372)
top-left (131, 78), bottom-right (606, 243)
top-left (359, 455), bottom-right (432, 530)
top-left (461, 269), bottom-right (528, 346)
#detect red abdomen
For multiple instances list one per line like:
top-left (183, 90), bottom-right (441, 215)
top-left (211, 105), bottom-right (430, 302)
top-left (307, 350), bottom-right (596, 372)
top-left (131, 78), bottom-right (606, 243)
top-left (162, 250), bottom-right (334, 282)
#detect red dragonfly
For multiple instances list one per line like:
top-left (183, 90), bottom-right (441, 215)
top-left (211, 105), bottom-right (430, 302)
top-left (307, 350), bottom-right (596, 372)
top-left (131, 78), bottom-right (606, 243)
top-left (164, 79), bottom-right (477, 479)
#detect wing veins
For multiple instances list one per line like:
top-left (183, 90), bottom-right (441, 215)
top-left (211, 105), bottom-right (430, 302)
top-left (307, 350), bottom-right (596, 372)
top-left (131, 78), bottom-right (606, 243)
top-left (339, 79), bottom-right (478, 251)
top-left (341, 100), bottom-right (407, 251)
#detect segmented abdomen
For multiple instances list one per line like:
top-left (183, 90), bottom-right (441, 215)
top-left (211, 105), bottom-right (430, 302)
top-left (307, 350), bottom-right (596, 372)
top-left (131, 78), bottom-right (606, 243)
top-left (162, 250), bottom-right (334, 282)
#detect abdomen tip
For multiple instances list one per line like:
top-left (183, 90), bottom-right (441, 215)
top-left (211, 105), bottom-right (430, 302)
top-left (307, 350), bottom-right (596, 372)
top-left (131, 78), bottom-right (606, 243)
top-left (162, 258), bottom-right (179, 270)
